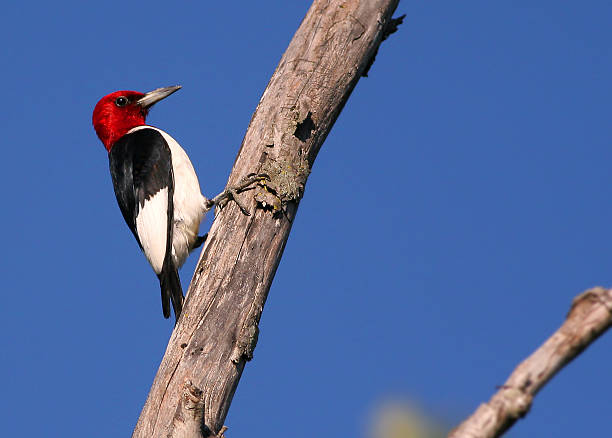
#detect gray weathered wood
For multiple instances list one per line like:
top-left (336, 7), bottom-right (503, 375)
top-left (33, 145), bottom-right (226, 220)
top-left (132, 1), bottom-right (401, 436)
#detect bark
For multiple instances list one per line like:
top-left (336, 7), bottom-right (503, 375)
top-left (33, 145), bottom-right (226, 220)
top-left (449, 287), bottom-right (612, 438)
top-left (132, 1), bottom-right (402, 436)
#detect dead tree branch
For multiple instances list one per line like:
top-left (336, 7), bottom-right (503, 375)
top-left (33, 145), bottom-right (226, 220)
top-left (449, 287), bottom-right (612, 438)
top-left (132, 1), bottom-right (402, 437)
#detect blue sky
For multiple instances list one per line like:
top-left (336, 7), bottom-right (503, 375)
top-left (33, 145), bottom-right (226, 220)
top-left (2, 2), bottom-right (611, 437)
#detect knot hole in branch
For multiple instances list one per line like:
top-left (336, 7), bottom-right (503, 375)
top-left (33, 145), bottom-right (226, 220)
top-left (293, 111), bottom-right (315, 142)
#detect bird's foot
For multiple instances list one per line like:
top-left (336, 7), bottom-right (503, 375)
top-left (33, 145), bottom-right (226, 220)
top-left (205, 173), bottom-right (268, 215)
top-left (192, 233), bottom-right (208, 250)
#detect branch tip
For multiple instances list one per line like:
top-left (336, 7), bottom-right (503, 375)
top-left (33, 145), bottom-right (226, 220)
top-left (382, 14), bottom-right (406, 41)
top-left (362, 13), bottom-right (405, 77)
top-left (450, 287), bottom-right (612, 437)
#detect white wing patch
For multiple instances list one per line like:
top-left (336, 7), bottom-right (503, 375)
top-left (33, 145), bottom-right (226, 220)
top-left (135, 188), bottom-right (169, 274)
top-left (129, 125), bottom-right (207, 269)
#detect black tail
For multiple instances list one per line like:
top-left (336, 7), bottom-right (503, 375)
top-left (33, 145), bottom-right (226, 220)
top-left (158, 258), bottom-right (184, 322)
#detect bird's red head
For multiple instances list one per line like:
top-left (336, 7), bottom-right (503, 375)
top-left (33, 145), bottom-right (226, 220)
top-left (92, 86), bottom-right (181, 152)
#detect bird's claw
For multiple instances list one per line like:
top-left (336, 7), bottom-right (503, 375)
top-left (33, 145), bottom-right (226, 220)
top-left (207, 173), bottom-right (269, 215)
top-left (219, 188), bottom-right (250, 215)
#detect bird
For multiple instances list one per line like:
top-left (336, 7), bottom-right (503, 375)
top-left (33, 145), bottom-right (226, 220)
top-left (92, 85), bottom-right (208, 322)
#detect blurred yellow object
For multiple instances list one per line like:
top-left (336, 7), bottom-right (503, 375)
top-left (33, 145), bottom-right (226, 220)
top-left (370, 401), bottom-right (445, 438)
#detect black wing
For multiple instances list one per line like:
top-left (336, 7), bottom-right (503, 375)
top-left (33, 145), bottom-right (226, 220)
top-left (108, 128), bottom-right (173, 247)
top-left (108, 128), bottom-right (183, 319)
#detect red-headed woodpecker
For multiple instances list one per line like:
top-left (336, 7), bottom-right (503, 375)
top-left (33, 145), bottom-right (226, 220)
top-left (92, 86), bottom-right (206, 322)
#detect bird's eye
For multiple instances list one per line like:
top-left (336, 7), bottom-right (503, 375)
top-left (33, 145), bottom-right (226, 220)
top-left (115, 96), bottom-right (128, 107)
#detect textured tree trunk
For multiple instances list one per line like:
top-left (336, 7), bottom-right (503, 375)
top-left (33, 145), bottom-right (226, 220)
top-left (132, 1), bottom-right (402, 436)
